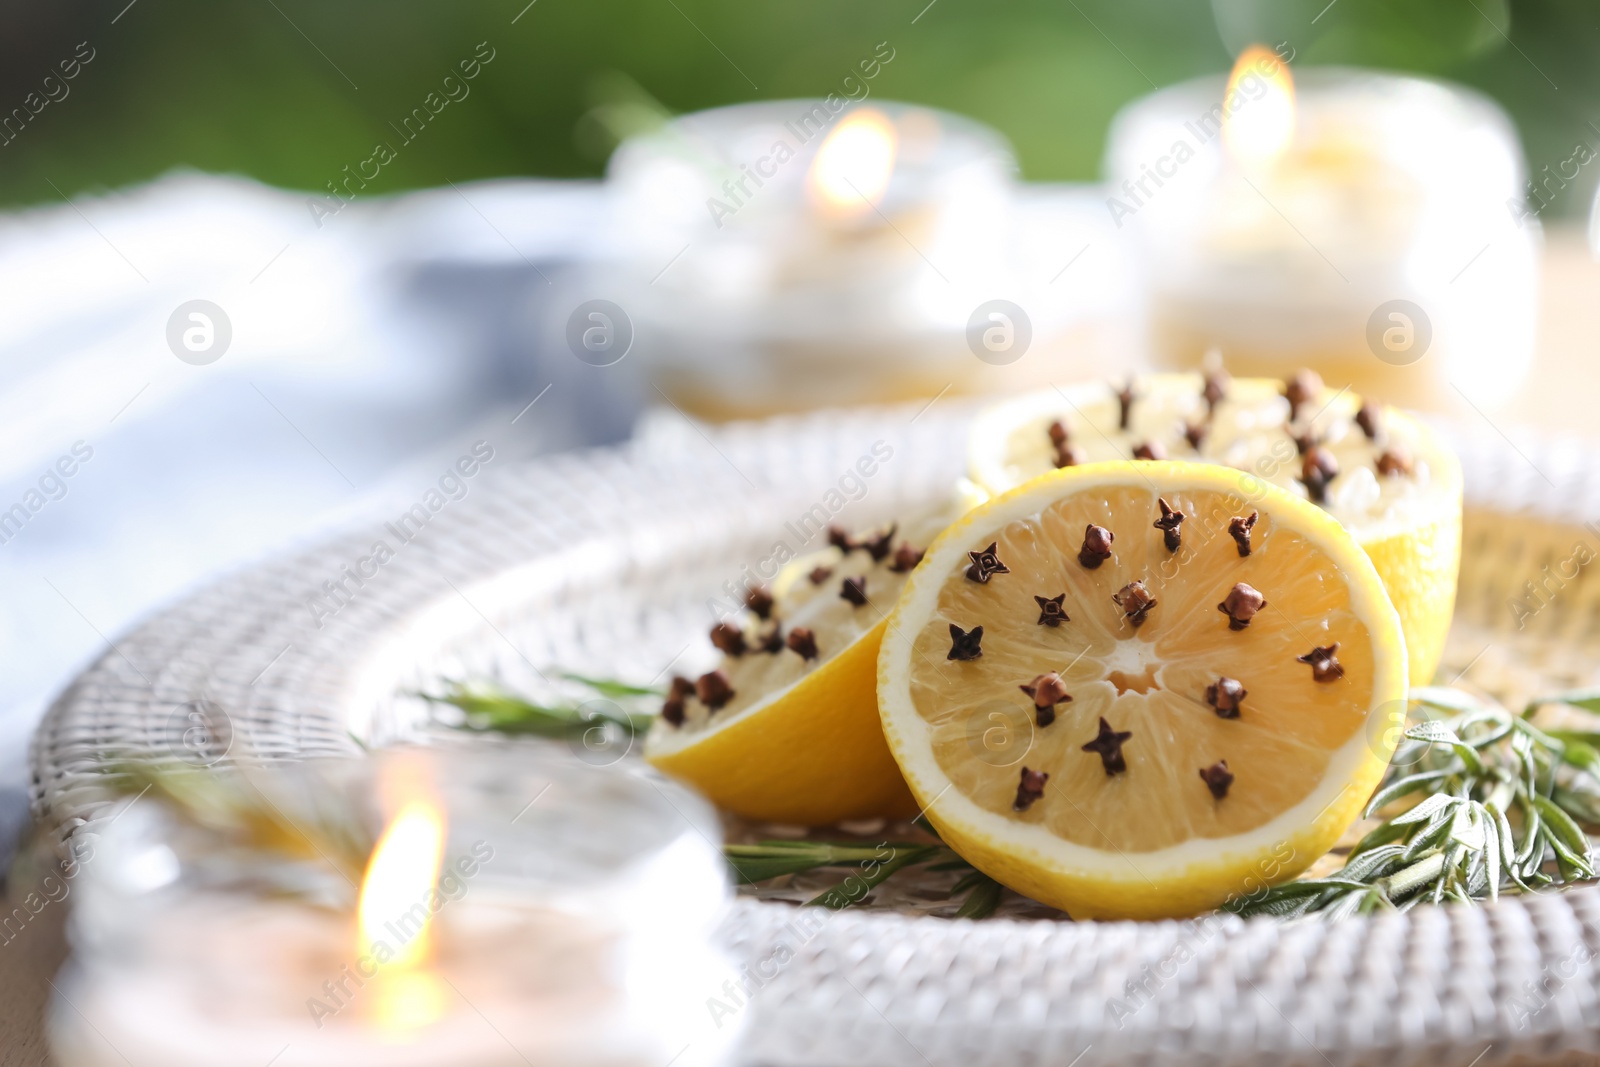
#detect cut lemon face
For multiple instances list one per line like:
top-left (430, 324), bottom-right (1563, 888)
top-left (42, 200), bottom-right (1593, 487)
top-left (967, 371), bottom-right (1461, 684)
top-left (878, 461), bottom-right (1408, 919)
top-left (645, 518), bottom-right (954, 825)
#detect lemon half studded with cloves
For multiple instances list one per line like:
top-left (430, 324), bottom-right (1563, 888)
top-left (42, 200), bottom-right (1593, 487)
top-left (967, 371), bottom-right (1461, 684)
top-left (644, 520), bottom-right (951, 825)
top-left (877, 461), bottom-right (1408, 920)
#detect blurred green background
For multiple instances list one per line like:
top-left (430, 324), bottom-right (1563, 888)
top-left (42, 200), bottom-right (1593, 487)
top-left (1, 0), bottom-right (1593, 216)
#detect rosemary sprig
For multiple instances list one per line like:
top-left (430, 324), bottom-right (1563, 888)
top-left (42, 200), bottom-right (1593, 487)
top-left (1229, 686), bottom-right (1600, 918)
top-left (725, 835), bottom-right (1006, 918)
top-left (424, 675), bottom-right (658, 739)
top-left (106, 760), bottom-right (376, 895)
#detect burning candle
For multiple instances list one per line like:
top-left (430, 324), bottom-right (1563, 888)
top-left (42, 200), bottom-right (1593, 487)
top-left (600, 98), bottom-right (1094, 417)
top-left (50, 747), bottom-right (741, 1067)
top-left (1105, 46), bottom-right (1539, 409)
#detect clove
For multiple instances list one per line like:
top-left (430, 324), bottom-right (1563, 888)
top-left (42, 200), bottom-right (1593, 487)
top-left (1284, 368), bottom-right (1324, 422)
top-left (1297, 643), bottom-right (1344, 683)
top-left (661, 676), bottom-right (694, 726)
top-left (1205, 677), bottom-right (1246, 719)
top-left (1113, 580), bottom-right (1157, 627)
top-left (1203, 371), bottom-right (1228, 415)
top-left (1054, 443), bottom-right (1085, 469)
top-left (1019, 672), bottom-right (1072, 727)
top-left (744, 585), bottom-right (774, 620)
top-left (1300, 446), bottom-right (1340, 504)
top-left (1183, 421), bottom-right (1207, 451)
top-left (1133, 440), bottom-right (1167, 461)
top-left (1228, 511), bottom-right (1258, 557)
top-left (966, 542), bottom-right (1010, 583)
top-left (695, 670), bottom-right (735, 711)
top-left (1355, 400), bottom-right (1381, 441)
top-left (808, 565), bottom-right (834, 586)
top-left (1376, 448), bottom-right (1413, 477)
top-left (1117, 380), bottom-right (1137, 430)
top-left (709, 621), bottom-right (747, 657)
top-left (889, 543), bottom-right (926, 572)
top-left (840, 575), bottom-right (869, 607)
top-left (947, 623), bottom-right (984, 661)
top-left (1082, 717), bottom-right (1133, 776)
top-left (1218, 582), bottom-right (1267, 630)
top-left (1034, 593), bottom-right (1069, 627)
top-left (1199, 760), bottom-right (1234, 799)
top-left (786, 627), bottom-right (819, 661)
top-left (1153, 497), bottom-right (1185, 552)
top-left (1078, 524), bottom-right (1115, 569)
top-left (1014, 767), bottom-right (1049, 811)
top-left (861, 524), bottom-right (897, 563)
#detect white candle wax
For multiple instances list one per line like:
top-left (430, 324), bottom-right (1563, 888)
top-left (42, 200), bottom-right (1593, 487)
top-left (49, 749), bottom-right (743, 1067)
top-left (1105, 63), bottom-right (1539, 409)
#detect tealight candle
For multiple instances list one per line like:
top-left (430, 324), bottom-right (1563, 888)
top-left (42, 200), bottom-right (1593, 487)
top-left (50, 747), bottom-right (741, 1067)
top-left (1105, 46), bottom-right (1540, 409)
top-left (602, 99), bottom-right (1086, 417)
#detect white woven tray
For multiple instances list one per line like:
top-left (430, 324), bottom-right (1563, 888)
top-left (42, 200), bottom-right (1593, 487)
top-left (30, 400), bottom-right (1600, 1067)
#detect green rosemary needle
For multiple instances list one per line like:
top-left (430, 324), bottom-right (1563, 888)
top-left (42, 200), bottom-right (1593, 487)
top-left (1229, 686), bottom-right (1600, 918)
top-left (424, 676), bottom-right (658, 739)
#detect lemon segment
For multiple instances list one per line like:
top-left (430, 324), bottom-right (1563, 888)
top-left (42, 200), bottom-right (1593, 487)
top-left (878, 461), bottom-right (1408, 919)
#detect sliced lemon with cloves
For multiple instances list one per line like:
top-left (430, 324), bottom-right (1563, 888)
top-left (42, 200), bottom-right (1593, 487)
top-left (877, 461), bottom-right (1407, 920)
top-left (967, 371), bottom-right (1461, 684)
top-left (644, 519), bottom-right (952, 825)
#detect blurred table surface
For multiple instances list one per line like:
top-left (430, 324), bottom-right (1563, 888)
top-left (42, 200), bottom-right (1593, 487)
top-left (1, 224), bottom-right (1597, 1066)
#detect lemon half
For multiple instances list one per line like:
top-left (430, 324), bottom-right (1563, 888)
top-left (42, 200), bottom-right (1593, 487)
top-left (967, 372), bottom-right (1461, 684)
top-left (878, 461), bottom-right (1407, 919)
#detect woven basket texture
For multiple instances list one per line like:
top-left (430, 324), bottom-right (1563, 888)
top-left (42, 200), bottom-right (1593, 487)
top-left (28, 400), bottom-right (1600, 1067)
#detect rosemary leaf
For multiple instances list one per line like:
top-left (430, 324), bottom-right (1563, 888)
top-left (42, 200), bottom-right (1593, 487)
top-left (953, 874), bottom-right (1004, 919)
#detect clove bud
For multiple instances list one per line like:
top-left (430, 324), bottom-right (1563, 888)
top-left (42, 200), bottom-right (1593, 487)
top-left (1117, 380), bottom-right (1137, 430)
top-left (1153, 497), bottom-right (1184, 552)
top-left (1228, 512), bottom-right (1258, 557)
top-left (1218, 582), bottom-right (1267, 630)
top-left (709, 621), bottom-right (746, 657)
top-left (1114, 580), bottom-right (1157, 627)
top-left (1078, 524), bottom-right (1114, 569)
top-left (1019, 672), bottom-right (1072, 727)
top-left (1205, 677), bottom-right (1246, 718)
top-left (889, 543), bottom-right (926, 572)
top-left (1284, 368), bottom-right (1324, 422)
top-left (966, 542), bottom-right (1010, 583)
top-left (1203, 371), bottom-right (1228, 415)
top-left (1300, 446), bottom-right (1339, 504)
top-left (661, 676), bottom-right (694, 726)
top-left (947, 623), bottom-right (983, 661)
top-left (1297, 643), bottom-right (1344, 683)
top-left (695, 670), bottom-right (735, 711)
top-left (1355, 400), bottom-right (1381, 441)
top-left (1376, 448), bottom-right (1413, 477)
top-left (744, 585), bottom-right (774, 620)
top-left (1014, 767), bottom-right (1049, 811)
top-left (1199, 760), bottom-right (1234, 799)
top-left (786, 627), bottom-right (819, 660)
top-left (1034, 593), bottom-right (1069, 627)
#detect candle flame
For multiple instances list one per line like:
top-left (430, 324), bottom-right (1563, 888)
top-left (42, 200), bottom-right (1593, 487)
top-left (1222, 45), bottom-right (1295, 169)
top-left (808, 108), bottom-right (898, 217)
top-left (358, 756), bottom-right (447, 1030)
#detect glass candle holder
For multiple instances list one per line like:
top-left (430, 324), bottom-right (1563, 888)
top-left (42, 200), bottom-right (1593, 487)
top-left (601, 99), bottom-right (1073, 417)
top-left (50, 746), bottom-right (740, 1067)
top-left (1105, 62), bottom-right (1539, 411)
